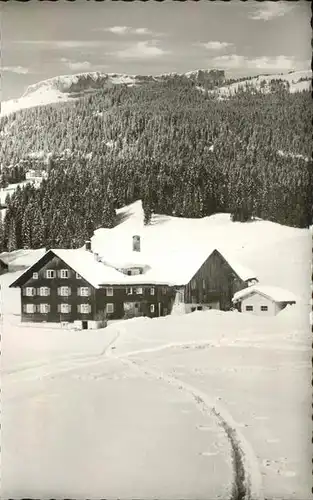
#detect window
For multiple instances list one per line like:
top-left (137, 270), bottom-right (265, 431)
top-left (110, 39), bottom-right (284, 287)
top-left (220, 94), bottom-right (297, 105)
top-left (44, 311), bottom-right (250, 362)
top-left (135, 287), bottom-right (143, 294)
top-left (106, 287), bottom-right (113, 296)
top-left (58, 303), bottom-right (71, 314)
top-left (260, 305), bottom-right (268, 312)
top-left (76, 273), bottom-right (82, 279)
top-left (150, 287), bottom-right (155, 295)
top-left (46, 270), bottom-right (55, 279)
top-left (150, 304), bottom-right (155, 313)
top-left (58, 286), bottom-right (71, 296)
top-left (162, 287), bottom-right (167, 295)
top-left (60, 269), bottom-right (69, 279)
top-left (39, 303), bottom-right (50, 314)
top-left (25, 287), bottom-right (36, 296)
top-left (106, 303), bottom-right (114, 313)
top-left (39, 287), bottom-right (50, 296)
top-left (78, 287), bottom-right (90, 296)
top-left (126, 287), bottom-right (133, 295)
top-left (78, 304), bottom-right (91, 314)
top-left (24, 303), bottom-right (36, 314)
top-left (33, 272), bottom-right (39, 280)
top-left (245, 305), bottom-right (253, 311)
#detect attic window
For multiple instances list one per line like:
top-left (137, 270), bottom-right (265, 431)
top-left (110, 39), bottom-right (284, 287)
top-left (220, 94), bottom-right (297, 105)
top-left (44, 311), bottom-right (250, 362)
top-left (260, 305), bottom-right (268, 311)
top-left (245, 305), bottom-right (253, 311)
top-left (46, 270), bottom-right (55, 279)
top-left (60, 269), bottom-right (69, 279)
top-left (33, 272), bottom-right (39, 280)
top-left (106, 287), bottom-right (113, 296)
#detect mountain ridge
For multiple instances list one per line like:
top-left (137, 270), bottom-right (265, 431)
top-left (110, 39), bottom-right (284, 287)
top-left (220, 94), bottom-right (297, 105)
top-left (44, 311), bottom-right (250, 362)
top-left (1, 68), bottom-right (310, 118)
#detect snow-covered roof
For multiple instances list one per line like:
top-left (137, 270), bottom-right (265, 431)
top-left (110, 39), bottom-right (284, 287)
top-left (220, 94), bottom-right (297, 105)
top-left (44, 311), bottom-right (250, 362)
top-left (100, 247), bottom-right (256, 286)
top-left (52, 249), bottom-right (125, 288)
top-left (100, 251), bottom-right (152, 270)
top-left (232, 285), bottom-right (297, 304)
top-left (219, 251), bottom-right (256, 282)
top-left (9, 245), bottom-right (257, 289)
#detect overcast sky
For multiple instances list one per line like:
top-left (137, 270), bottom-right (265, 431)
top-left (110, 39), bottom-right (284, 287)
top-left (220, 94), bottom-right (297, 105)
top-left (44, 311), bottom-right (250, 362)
top-left (1, 0), bottom-right (311, 101)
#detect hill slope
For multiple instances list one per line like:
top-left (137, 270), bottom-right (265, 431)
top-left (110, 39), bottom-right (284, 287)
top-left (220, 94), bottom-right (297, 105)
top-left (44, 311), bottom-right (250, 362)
top-left (1, 69), bottom-right (310, 117)
top-left (0, 68), bottom-right (311, 253)
top-left (1, 69), bottom-right (226, 117)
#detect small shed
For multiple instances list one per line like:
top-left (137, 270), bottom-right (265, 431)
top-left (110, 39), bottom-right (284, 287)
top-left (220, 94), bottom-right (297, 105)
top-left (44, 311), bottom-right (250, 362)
top-left (232, 285), bottom-right (296, 316)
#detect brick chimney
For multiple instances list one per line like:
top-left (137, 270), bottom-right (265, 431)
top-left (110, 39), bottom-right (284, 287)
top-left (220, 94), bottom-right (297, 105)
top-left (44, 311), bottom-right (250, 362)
top-left (132, 235), bottom-right (140, 252)
top-left (85, 240), bottom-right (92, 252)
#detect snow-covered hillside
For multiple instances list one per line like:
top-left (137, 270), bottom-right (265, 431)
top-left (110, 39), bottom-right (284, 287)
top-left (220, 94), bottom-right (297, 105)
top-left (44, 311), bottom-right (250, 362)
top-left (1, 68), bottom-right (310, 117)
top-left (1, 200), bottom-right (311, 500)
top-left (210, 70), bottom-right (311, 98)
top-left (91, 200), bottom-right (311, 302)
top-left (0, 72), bottom-right (143, 117)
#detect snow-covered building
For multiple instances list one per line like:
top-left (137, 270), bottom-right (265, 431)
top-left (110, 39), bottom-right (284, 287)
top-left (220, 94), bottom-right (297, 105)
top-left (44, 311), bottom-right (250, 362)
top-left (9, 235), bottom-right (258, 329)
top-left (232, 285), bottom-right (297, 316)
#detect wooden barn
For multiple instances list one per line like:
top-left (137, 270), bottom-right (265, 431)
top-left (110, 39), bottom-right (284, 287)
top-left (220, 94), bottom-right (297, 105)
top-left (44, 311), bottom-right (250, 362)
top-left (9, 236), bottom-right (258, 329)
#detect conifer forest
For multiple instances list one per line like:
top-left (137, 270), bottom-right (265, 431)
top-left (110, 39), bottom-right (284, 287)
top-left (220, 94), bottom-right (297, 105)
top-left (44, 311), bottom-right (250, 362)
top-left (0, 78), bottom-right (311, 251)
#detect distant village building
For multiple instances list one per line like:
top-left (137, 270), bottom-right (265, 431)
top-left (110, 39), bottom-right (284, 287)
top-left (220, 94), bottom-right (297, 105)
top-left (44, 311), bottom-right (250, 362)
top-left (232, 285), bottom-right (296, 316)
top-left (9, 235), bottom-right (258, 329)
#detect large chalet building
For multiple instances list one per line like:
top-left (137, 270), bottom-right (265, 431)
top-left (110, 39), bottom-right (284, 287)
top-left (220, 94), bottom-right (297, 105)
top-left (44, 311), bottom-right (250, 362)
top-left (10, 234), bottom-right (258, 329)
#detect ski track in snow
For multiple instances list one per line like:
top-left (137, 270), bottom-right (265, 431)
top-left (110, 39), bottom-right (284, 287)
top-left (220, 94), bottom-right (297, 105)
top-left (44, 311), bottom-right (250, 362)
top-left (108, 326), bottom-right (265, 500)
top-left (4, 323), bottom-right (264, 499)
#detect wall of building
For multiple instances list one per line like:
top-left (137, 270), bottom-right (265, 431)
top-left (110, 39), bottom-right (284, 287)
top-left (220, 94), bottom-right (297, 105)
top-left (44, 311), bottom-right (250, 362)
top-left (20, 254), bottom-right (97, 323)
top-left (184, 250), bottom-right (247, 311)
top-left (95, 285), bottom-right (176, 320)
top-left (240, 293), bottom-right (277, 316)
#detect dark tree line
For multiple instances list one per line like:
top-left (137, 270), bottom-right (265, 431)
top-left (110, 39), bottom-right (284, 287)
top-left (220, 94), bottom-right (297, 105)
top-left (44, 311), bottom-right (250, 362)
top-left (0, 78), bottom-right (311, 252)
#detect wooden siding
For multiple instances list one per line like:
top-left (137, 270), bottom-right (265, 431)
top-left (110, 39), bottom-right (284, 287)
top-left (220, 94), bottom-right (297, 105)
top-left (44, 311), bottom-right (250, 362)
top-left (20, 254), bottom-right (96, 323)
top-left (95, 285), bottom-right (176, 320)
top-left (18, 252), bottom-right (177, 323)
top-left (184, 250), bottom-right (247, 310)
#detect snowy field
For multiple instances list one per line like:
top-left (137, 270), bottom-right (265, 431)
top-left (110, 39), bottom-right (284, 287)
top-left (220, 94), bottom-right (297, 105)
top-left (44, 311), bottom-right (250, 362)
top-left (1, 205), bottom-right (312, 499)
